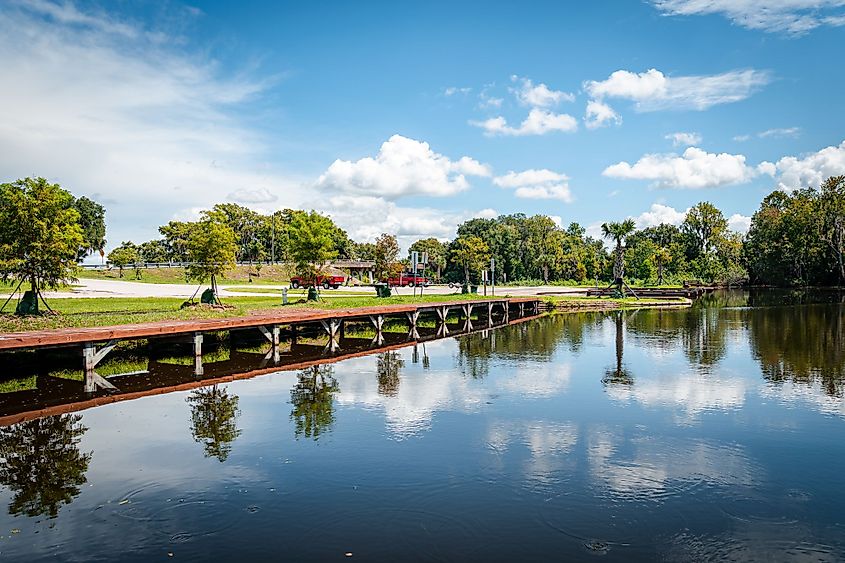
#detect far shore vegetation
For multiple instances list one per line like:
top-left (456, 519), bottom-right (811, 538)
top-left (1, 174), bottom-right (844, 328)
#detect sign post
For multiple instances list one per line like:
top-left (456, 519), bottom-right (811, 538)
top-left (410, 250), bottom-right (419, 298)
top-left (420, 252), bottom-right (428, 297)
top-left (490, 257), bottom-right (496, 296)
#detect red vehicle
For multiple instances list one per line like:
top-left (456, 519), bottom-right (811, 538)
top-left (289, 274), bottom-right (346, 290)
top-left (386, 273), bottom-right (429, 287)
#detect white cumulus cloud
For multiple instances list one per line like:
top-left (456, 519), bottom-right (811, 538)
top-left (444, 86), bottom-right (472, 96)
top-left (758, 140), bottom-right (845, 191)
top-left (511, 76), bottom-right (574, 107)
top-left (665, 132), bottom-right (702, 146)
top-left (728, 213), bottom-right (752, 233)
top-left (585, 100), bottom-right (622, 129)
top-left (0, 0), bottom-right (302, 249)
top-left (584, 68), bottom-right (771, 112)
top-left (603, 147), bottom-right (756, 189)
top-left (635, 203), bottom-right (689, 227)
top-left (471, 108), bottom-right (578, 136)
top-left (314, 134), bottom-right (491, 199)
top-left (493, 169), bottom-right (573, 202)
top-left (317, 195), bottom-right (473, 249)
top-left (651, 0), bottom-right (845, 35)
top-left (227, 187), bottom-right (278, 204)
top-left (758, 126), bottom-right (801, 138)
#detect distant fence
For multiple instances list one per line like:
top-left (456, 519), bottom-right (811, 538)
top-left (79, 260), bottom-right (376, 271)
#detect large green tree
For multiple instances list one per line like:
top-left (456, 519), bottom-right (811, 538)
top-left (450, 235), bottom-right (490, 285)
top-left (137, 239), bottom-right (170, 263)
top-left (72, 196), bottom-right (106, 260)
top-left (681, 201), bottom-right (751, 283)
top-left (409, 237), bottom-right (447, 281)
top-left (107, 242), bottom-right (139, 278)
top-left (206, 203), bottom-right (263, 263)
top-left (819, 176), bottom-right (845, 285)
top-left (159, 220), bottom-right (193, 262)
top-left (0, 178), bottom-right (84, 310)
top-left (287, 210), bottom-right (338, 280)
top-left (185, 215), bottom-right (238, 302)
top-left (373, 233), bottom-right (401, 281)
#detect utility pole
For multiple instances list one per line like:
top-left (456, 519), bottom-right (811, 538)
top-left (271, 212), bottom-right (276, 264)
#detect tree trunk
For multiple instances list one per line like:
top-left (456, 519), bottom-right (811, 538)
top-left (613, 241), bottom-right (624, 281)
top-left (615, 313), bottom-right (623, 373)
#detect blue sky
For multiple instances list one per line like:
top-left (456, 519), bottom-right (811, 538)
top-left (1, 0), bottom-right (845, 251)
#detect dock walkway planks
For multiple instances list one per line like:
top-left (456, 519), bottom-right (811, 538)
top-left (0, 297), bottom-right (541, 352)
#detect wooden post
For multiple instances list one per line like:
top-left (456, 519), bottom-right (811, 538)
top-left (369, 315), bottom-right (384, 332)
top-left (319, 318), bottom-right (341, 339)
top-left (193, 332), bottom-right (204, 376)
top-left (82, 341), bottom-right (119, 393)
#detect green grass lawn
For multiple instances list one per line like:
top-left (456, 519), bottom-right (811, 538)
top-left (542, 294), bottom-right (689, 308)
top-left (0, 293), bottom-right (500, 333)
top-left (0, 290), bottom-right (691, 334)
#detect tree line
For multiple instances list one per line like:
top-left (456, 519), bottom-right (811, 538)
top-left (2, 175), bottom-right (844, 309)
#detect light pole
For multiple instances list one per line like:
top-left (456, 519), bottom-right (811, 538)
top-left (271, 212), bottom-right (276, 264)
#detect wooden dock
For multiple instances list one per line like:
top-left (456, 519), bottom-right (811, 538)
top-left (0, 298), bottom-right (542, 393)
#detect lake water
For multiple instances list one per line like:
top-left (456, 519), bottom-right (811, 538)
top-left (1, 291), bottom-right (844, 561)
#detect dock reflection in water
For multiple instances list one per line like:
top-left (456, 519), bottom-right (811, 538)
top-left (0, 291), bottom-right (843, 561)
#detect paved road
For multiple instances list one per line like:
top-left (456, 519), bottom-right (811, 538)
top-left (3, 278), bottom-right (588, 300)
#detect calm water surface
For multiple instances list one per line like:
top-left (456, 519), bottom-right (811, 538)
top-left (1, 291), bottom-right (844, 561)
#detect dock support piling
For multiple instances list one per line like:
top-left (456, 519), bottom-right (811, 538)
top-left (320, 318), bottom-right (341, 339)
top-left (193, 332), bottom-right (204, 376)
top-left (82, 340), bottom-right (119, 393)
top-left (369, 315), bottom-right (384, 332)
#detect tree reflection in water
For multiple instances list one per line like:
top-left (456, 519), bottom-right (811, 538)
top-left (456, 314), bottom-right (604, 379)
top-left (624, 297), bottom-right (735, 369)
top-left (187, 384), bottom-right (241, 462)
top-left (0, 414), bottom-right (91, 518)
top-left (290, 365), bottom-right (339, 440)
top-left (748, 300), bottom-right (845, 396)
top-left (602, 312), bottom-right (634, 386)
top-left (377, 352), bottom-right (404, 397)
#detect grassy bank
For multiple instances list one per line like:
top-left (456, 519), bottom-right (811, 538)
top-left (542, 294), bottom-right (690, 310)
top-left (0, 293), bottom-right (495, 333)
top-left (0, 291), bottom-right (692, 334)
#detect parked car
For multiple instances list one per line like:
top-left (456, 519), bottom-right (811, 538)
top-left (386, 273), bottom-right (429, 287)
top-left (289, 274), bottom-right (346, 290)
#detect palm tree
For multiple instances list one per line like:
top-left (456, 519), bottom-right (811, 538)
top-left (601, 219), bottom-right (636, 289)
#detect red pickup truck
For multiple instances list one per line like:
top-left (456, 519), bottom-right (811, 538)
top-left (289, 274), bottom-right (346, 290)
top-left (387, 274), bottom-right (429, 287)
